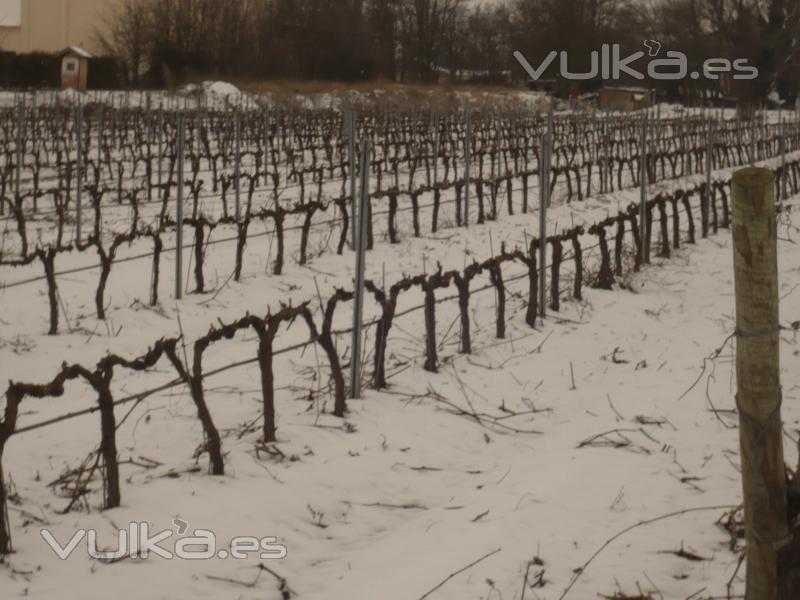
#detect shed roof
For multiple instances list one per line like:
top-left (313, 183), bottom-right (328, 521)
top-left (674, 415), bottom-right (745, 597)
top-left (60, 46), bottom-right (93, 59)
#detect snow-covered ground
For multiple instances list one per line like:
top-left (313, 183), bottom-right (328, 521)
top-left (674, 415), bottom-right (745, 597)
top-left (1, 84), bottom-right (799, 599)
top-left (3, 82), bottom-right (790, 132)
top-left (1, 165), bottom-right (799, 600)
top-left (0, 82), bottom-right (550, 112)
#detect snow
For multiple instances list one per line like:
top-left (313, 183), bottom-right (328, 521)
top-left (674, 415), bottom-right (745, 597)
top-left (7, 194), bottom-right (796, 598)
top-left (0, 82), bottom-right (555, 114)
top-left (61, 47), bottom-right (93, 60)
top-left (205, 81), bottom-right (241, 98)
top-left (1, 96), bottom-right (799, 599)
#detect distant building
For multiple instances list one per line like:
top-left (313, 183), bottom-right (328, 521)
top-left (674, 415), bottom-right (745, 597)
top-left (0, 0), bottom-right (107, 55)
top-left (60, 46), bottom-right (91, 91)
top-left (598, 86), bottom-right (656, 112)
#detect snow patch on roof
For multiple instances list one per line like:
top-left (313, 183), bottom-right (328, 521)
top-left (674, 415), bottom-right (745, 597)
top-left (60, 46), bottom-right (93, 59)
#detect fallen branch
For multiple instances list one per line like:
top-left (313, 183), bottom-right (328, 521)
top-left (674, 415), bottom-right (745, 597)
top-left (558, 505), bottom-right (737, 600)
top-left (419, 547), bottom-right (502, 600)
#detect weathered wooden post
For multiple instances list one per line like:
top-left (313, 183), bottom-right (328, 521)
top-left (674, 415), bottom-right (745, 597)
top-left (731, 167), bottom-right (788, 600)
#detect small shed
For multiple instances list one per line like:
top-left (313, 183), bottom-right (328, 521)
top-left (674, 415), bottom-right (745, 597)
top-left (598, 86), bottom-right (655, 112)
top-left (59, 47), bottom-right (92, 92)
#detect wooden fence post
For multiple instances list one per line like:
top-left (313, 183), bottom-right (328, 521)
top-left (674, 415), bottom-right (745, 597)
top-left (731, 167), bottom-right (788, 600)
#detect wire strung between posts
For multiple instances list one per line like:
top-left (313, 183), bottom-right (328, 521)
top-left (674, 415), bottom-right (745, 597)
top-left (10, 266), bottom-right (539, 437)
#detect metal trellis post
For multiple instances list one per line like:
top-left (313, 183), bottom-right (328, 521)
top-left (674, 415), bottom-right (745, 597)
top-left (539, 135), bottom-right (548, 320)
top-left (464, 109), bottom-right (472, 227)
top-left (176, 116), bottom-right (185, 300)
top-left (157, 106), bottom-right (163, 196)
top-left (235, 110), bottom-right (241, 221)
top-left (14, 95), bottom-right (23, 209)
top-left (76, 103), bottom-right (83, 245)
top-left (347, 107), bottom-right (357, 246)
top-left (350, 139), bottom-right (370, 399)
top-left (640, 112), bottom-right (648, 247)
top-left (780, 111), bottom-right (787, 203)
top-left (547, 103), bottom-right (554, 208)
top-left (704, 119), bottom-right (713, 237)
top-left (433, 112), bottom-right (440, 188)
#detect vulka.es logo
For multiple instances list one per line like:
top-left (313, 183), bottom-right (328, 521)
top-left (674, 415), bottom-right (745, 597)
top-left (41, 519), bottom-right (289, 561)
top-left (514, 42), bottom-right (759, 82)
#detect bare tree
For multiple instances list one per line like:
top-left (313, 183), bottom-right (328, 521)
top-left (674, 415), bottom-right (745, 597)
top-left (652, 0), bottom-right (800, 103)
top-left (454, 3), bottom-right (513, 84)
top-left (95, 0), bottom-right (152, 84)
top-left (511, 0), bottom-right (646, 91)
top-left (396, 0), bottom-right (464, 83)
top-left (90, 0), bottom-right (799, 101)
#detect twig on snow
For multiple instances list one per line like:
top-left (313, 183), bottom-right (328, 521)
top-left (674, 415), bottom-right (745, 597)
top-left (418, 547), bottom-right (502, 600)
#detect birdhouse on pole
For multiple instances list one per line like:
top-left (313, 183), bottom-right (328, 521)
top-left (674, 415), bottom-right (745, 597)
top-left (59, 46), bottom-right (92, 92)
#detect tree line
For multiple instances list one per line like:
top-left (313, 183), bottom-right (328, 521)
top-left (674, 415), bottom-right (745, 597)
top-left (98, 0), bottom-right (799, 104)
